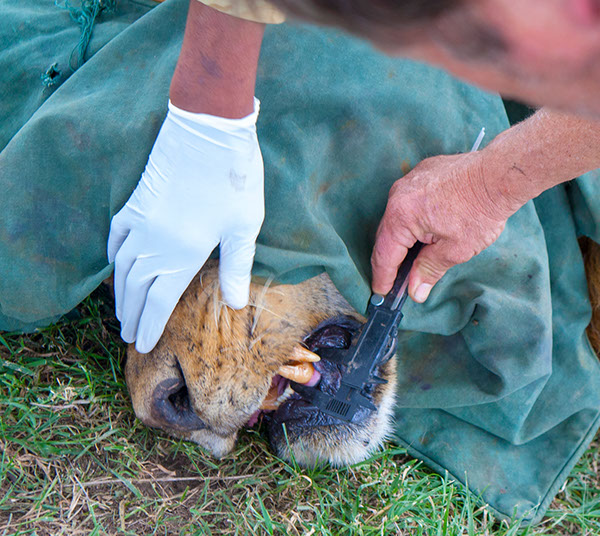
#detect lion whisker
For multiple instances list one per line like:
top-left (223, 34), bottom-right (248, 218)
top-left (249, 275), bottom-right (275, 336)
top-left (246, 303), bottom-right (286, 322)
top-left (248, 329), bottom-right (271, 350)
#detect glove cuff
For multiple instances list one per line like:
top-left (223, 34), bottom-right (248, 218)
top-left (167, 97), bottom-right (260, 130)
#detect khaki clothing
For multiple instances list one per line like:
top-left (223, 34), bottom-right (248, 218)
top-left (196, 0), bottom-right (285, 24)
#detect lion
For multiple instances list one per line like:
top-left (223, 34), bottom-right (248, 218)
top-left (125, 260), bottom-right (397, 466)
top-left (125, 237), bottom-right (600, 467)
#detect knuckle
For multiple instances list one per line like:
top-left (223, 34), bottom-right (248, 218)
top-left (370, 248), bottom-right (385, 267)
top-left (113, 248), bottom-right (134, 270)
top-left (371, 247), bottom-right (394, 271)
top-left (418, 264), bottom-right (445, 281)
top-left (146, 288), bottom-right (168, 311)
top-left (416, 254), bottom-right (451, 278)
top-left (446, 249), bottom-right (473, 266)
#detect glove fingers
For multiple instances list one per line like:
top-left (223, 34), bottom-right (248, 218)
top-left (129, 240), bottom-right (216, 353)
top-left (119, 258), bottom-right (156, 344)
top-left (107, 212), bottom-right (130, 263)
top-left (135, 272), bottom-right (196, 354)
top-left (113, 238), bottom-right (138, 322)
top-left (218, 237), bottom-right (257, 310)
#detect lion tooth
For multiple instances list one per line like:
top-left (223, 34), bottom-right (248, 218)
top-left (260, 352), bottom-right (319, 411)
top-left (276, 385), bottom-right (294, 405)
top-left (260, 384), bottom-right (295, 411)
top-left (260, 399), bottom-right (279, 411)
top-left (292, 346), bottom-right (321, 363)
top-left (278, 362), bottom-right (314, 384)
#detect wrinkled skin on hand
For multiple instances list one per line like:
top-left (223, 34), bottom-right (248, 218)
top-left (371, 151), bottom-right (518, 302)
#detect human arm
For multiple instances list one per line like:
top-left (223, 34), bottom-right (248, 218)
top-left (371, 108), bottom-right (600, 302)
top-left (170, 0), bottom-right (265, 117)
top-left (108, 1), bottom-right (266, 353)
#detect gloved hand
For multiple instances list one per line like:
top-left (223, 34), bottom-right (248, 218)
top-left (108, 98), bottom-right (264, 354)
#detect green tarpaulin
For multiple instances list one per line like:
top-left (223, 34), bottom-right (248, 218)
top-left (2, 0), bottom-right (600, 524)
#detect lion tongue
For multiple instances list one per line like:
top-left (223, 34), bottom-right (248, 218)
top-left (305, 368), bottom-right (321, 387)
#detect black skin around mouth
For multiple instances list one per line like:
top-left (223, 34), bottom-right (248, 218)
top-left (268, 315), bottom-right (375, 427)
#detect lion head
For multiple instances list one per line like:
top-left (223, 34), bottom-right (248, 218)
top-left (125, 261), bottom-right (397, 465)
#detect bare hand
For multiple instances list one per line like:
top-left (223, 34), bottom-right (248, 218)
top-left (371, 152), bottom-right (518, 303)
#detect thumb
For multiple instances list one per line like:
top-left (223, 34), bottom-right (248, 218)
top-left (408, 242), bottom-right (456, 303)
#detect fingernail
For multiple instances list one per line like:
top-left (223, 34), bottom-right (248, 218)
top-left (414, 283), bottom-right (433, 303)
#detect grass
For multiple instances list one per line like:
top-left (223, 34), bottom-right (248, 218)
top-left (1, 286), bottom-right (600, 535)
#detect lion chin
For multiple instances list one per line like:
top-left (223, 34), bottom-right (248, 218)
top-left (125, 260), bottom-right (397, 467)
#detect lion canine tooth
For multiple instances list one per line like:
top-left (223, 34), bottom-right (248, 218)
top-left (259, 349), bottom-right (318, 411)
top-left (278, 362), bottom-right (314, 384)
top-left (292, 346), bottom-right (321, 363)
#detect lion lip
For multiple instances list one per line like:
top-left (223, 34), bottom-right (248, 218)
top-left (269, 393), bottom-right (316, 424)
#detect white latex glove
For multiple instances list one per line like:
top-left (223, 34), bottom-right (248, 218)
top-left (108, 98), bottom-right (264, 353)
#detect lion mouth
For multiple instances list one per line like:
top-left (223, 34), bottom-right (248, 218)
top-left (261, 356), bottom-right (322, 411)
top-left (245, 367), bottom-right (318, 427)
top-left (247, 315), bottom-right (366, 427)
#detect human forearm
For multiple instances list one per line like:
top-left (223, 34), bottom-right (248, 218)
top-left (170, 0), bottom-right (265, 118)
top-left (481, 108), bottom-right (600, 216)
top-left (110, 1), bottom-right (266, 352)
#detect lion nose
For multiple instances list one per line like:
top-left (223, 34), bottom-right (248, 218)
top-left (150, 377), bottom-right (207, 432)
